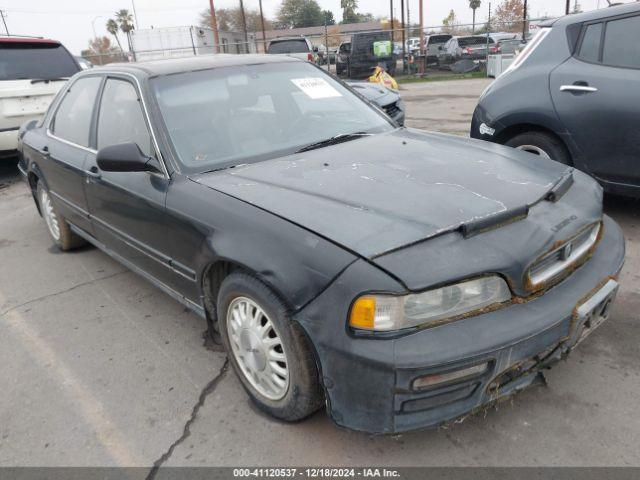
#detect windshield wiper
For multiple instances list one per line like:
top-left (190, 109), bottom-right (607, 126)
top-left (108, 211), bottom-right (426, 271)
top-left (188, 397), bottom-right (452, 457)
top-left (295, 132), bottom-right (372, 153)
top-left (30, 77), bottom-right (69, 84)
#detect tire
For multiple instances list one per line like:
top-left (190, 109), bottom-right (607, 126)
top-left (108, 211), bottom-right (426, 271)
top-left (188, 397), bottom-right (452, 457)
top-left (36, 181), bottom-right (85, 251)
top-left (217, 272), bottom-right (323, 421)
top-left (504, 131), bottom-right (572, 165)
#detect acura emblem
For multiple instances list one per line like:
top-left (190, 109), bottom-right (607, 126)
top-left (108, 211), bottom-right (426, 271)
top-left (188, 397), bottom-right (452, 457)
top-left (560, 242), bottom-right (573, 261)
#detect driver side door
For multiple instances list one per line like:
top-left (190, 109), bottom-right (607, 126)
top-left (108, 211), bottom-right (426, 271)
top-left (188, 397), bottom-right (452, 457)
top-left (83, 76), bottom-right (177, 290)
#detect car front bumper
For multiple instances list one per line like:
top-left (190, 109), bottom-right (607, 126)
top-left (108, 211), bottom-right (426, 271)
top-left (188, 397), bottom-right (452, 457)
top-left (295, 215), bottom-right (625, 433)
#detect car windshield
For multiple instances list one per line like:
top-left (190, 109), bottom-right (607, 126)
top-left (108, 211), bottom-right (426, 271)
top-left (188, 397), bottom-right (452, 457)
top-left (0, 42), bottom-right (79, 80)
top-left (267, 40), bottom-right (309, 54)
top-left (152, 62), bottom-right (393, 173)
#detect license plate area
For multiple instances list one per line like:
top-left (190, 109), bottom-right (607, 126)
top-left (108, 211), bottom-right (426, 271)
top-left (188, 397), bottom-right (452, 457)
top-left (573, 279), bottom-right (618, 346)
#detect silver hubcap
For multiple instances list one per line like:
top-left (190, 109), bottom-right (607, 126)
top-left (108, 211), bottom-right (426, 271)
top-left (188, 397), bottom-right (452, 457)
top-left (227, 297), bottom-right (289, 400)
top-left (516, 144), bottom-right (552, 159)
top-left (39, 188), bottom-right (61, 241)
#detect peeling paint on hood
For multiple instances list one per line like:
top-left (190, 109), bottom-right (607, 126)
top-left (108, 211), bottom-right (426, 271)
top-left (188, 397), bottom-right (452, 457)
top-left (192, 128), bottom-right (570, 258)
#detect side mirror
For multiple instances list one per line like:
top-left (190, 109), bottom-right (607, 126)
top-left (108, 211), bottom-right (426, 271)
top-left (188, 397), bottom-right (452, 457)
top-left (96, 142), bottom-right (161, 174)
top-left (313, 46), bottom-right (319, 53)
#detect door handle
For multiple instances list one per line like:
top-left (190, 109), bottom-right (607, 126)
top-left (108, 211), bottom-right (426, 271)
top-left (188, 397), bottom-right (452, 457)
top-left (37, 145), bottom-right (49, 156)
top-left (85, 166), bottom-right (101, 180)
top-left (560, 84), bottom-right (598, 93)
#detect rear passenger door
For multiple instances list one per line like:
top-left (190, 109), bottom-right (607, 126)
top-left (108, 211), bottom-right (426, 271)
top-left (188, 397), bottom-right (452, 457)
top-left (41, 75), bottom-right (102, 234)
top-left (550, 13), bottom-right (640, 188)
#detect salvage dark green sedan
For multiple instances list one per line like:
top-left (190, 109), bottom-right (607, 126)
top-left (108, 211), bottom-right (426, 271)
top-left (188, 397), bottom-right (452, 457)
top-left (18, 55), bottom-right (625, 433)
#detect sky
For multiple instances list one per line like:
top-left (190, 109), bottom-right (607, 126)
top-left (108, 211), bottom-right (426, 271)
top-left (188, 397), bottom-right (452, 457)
top-left (0, 0), bottom-right (625, 54)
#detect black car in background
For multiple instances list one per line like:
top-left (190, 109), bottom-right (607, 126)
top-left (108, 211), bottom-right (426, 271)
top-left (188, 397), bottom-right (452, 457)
top-left (336, 31), bottom-right (396, 78)
top-left (471, 3), bottom-right (640, 198)
top-left (18, 55), bottom-right (624, 434)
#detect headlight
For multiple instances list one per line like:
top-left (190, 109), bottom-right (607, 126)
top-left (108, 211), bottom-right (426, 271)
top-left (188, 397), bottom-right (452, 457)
top-left (349, 276), bottom-right (511, 332)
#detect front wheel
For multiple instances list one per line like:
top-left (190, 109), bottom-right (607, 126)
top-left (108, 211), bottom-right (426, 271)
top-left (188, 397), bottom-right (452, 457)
top-left (504, 131), bottom-right (572, 165)
top-left (217, 272), bottom-right (323, 421)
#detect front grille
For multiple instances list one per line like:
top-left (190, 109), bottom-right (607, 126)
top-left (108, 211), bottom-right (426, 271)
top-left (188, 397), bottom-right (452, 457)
top-left (383, 101), bottom-right (401, 118)
top-left (527, 222), bottom-right (601, 289)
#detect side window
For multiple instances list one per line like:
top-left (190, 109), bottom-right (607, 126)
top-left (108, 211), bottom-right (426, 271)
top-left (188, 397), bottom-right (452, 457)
top-left (51, 76), bottom-right (102, 147)
top-left (602, 15), bottom-right (640, 69)
top-left (97, 78), bottom-right (153, 156)
top-left (578, 23), bottom-right (603, 63)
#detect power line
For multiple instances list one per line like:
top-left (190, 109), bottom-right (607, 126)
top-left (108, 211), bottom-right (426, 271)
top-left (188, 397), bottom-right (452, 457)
top-left (0, 9), bottom-right (9, 35)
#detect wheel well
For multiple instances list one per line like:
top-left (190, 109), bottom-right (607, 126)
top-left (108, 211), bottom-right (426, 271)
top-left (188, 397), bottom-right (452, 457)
top-left (27, 171), bottom-right (43, 215)
top-left (202, 260), bottom-right (237, 318)
top-left (495, 124), bottom-right (573, 164)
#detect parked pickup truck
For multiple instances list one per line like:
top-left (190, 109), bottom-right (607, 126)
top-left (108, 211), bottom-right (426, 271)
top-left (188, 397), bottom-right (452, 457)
top-left (266, 36), bottom-right (318, 63)
top-left (0, 36), bottom-right (80, 160)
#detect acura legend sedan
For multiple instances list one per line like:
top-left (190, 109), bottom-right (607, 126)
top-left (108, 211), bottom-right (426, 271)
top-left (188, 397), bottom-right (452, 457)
top-left (18, 55), bottom-right (625, 433)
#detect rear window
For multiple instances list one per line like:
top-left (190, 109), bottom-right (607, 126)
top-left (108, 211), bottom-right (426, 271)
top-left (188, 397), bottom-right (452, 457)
top-left (602, 15), bottom-right (640, 69)
top-left (458, 37), bottom-right (489, 47)
top-left (0, 42), bottom-right (79, 81)
top-left (267, 40), bottom-right (309, 54)
top-left (577, 23), bottom-right (603, 63)
top-left (428, 35), bottom-right (451, 45)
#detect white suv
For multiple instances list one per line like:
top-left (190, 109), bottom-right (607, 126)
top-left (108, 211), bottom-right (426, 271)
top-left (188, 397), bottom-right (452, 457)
top-left (1, 37), bottom-right (80, 159)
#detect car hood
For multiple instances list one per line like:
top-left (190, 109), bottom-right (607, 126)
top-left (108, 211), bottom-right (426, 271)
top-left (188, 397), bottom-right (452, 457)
top-left (191, 129), bottom-right (570, 258)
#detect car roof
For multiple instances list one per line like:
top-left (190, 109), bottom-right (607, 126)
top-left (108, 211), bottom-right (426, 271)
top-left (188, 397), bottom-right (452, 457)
top-left (270, 36), bottom-right (307, 41)
top-left (88, 54), bottom-right (300, 78)
top-left (540, 2), bottom-right (640, 27)
top-left (0, 36), bottom-right (61, 45)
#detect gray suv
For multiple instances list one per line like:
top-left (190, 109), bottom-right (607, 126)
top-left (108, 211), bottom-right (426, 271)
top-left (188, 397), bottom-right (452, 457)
top-left (471, 3), bottom-right (640, 197)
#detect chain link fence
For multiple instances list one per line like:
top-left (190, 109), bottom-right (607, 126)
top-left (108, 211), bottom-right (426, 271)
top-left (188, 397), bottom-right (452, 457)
top-left (78, 18), bottom-right (547, 80)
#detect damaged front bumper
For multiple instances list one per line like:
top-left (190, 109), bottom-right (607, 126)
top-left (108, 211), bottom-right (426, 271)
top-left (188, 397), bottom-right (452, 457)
top-left (295, 215), bottom-right (625, 434)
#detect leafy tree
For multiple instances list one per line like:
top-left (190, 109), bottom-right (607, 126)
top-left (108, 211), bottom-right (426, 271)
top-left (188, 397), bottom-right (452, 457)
top-left (341, 0), bottom-right (358, 24)
top-left (323, 10), bottom-right (336, 26)
top-left (442, 10), bottom-right (459, 33)
top-left (106, 9), bottom-right (135, 52)
top-left (82, 36), bottom-right (124, 65)
top-left (493, 0), bottom-right (524, 32)
top-left (115, 9), bottom-right (135, 34)
top-left (199, 7), bottom-right (272, 32)
top-left (469, 0), bottom-right (482, 33)
top-left (105, 19), bottom-right (123, 52)
top-left (276, 0), bottom-right (324, 28)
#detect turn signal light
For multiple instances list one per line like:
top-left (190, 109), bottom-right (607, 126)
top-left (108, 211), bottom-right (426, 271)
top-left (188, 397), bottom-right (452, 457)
top-left (349, 296), bottom-right (376, 329)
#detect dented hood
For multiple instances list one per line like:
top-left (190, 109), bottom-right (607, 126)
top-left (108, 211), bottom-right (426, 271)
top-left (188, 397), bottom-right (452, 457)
top-left (192, 129), bottom-right (570, 258)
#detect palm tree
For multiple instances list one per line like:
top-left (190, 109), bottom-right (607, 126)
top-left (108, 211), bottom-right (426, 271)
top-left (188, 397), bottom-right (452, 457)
top-left (105, 19), bottom-right (123, 52)
top-left (115, 9), bottom-right (135, 51)
top-left (469, 0), bottom-right (482, 33)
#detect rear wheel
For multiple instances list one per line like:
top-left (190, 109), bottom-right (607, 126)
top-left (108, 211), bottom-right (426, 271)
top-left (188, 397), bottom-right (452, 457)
top-left (36, 182), bottom-right (85, 251)
top-left (217, 272), bottom-right (323, 421)
top-left (505, 131), bottom-right (572, 165)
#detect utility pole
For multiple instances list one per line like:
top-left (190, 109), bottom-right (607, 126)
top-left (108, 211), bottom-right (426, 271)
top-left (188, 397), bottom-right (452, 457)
top-left (131, 0), bottom-right (139, 29)
top-left (523, 0), bottom-right (528, 41)
top-left (239, 0), bottom-right (249, 53)
top-left (390, 0), bottom-right (394, 34)
top-left (0, 9), bottom-right (9, 35)
top-left (566, 0), bottom-right (571, 14)
top-left (258, 0), bottom-right (267, 53)
top-left (400, 0), bottom-right (406, 73)
top-left (418, 0), bottom-right (424, 75)
top-left (406, 0), bottom-right (410, 38)
top-left (209, 0), bottom-right (220, 53)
